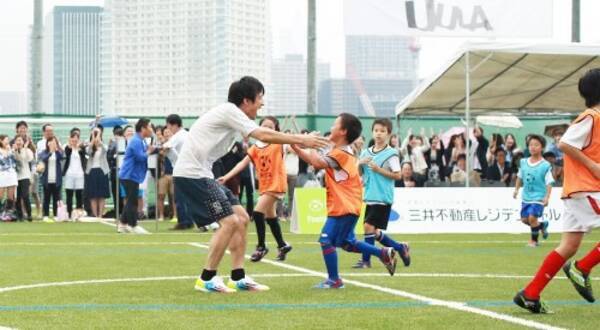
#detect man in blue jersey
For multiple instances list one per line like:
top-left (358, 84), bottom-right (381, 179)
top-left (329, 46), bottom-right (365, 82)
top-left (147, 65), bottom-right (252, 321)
top-left (513, 135), bottom-right (554, 247)
top-left (353, 118), bottom-right (411, 269)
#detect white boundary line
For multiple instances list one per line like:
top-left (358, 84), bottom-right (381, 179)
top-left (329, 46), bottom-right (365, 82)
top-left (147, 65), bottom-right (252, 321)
top-left (0, 327), bottom-right (16, 330)
top-left (187, 242), bottom-right (564, 330)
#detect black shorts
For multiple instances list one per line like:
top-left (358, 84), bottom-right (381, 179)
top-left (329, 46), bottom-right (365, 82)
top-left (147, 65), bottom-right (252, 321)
top-left (173, 177), bottom-right (241, 227)
top-left (364, 204), bottom-right (392, 230)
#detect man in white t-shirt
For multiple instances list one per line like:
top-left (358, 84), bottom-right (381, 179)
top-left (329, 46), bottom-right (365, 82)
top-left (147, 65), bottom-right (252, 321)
top-left (515, 68), bottom-right (600, 314)
top-left (174, 76), bottom-right (328, 293)
top-left (163, 114), bottom-right (190, 229)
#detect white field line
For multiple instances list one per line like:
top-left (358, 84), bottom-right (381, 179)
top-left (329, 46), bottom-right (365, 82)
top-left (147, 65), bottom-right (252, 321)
top-left (188, 242), bottom-right (565, 330)
top-left (0, 327), bottom-right (16, 330)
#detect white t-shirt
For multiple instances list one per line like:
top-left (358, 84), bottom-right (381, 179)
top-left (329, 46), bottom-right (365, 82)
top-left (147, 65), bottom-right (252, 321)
top-left (560, 116), bottom-right (600, 199)
top-left (91, 149), bottom-right (103, 169)
top-left (66, 150), bottom-right (84, 178)
top-left (164, 128), bottom-right (189, 165)
top-left (173, 103), bottom-right (259, 179)
top-left (48, 153), bottom-right (57, 184)
top-left (284, 145), bottom-right (299, 176)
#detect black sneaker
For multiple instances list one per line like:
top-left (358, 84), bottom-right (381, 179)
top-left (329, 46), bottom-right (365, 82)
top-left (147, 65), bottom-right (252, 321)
top-left (250, 247), bottom-right (269, 262)
top-left (563, 261), bottom-right (595, 303)
top-left (275, 245), bottom-right (292, 261)
top-left (380, 247), bottom-right (397, 276)
top-left (513, 290), bottom-right (550, 314)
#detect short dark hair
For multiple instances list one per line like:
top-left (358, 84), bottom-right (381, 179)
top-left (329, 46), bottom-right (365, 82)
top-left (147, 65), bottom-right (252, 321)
top-left (135, 118), bottom-right (151, 133)
top-left (259, 116), bottom-right (280, 132)
top-left (527, 134), bottom-right (547, 149)
top-left (494, 148), bottom-right (506, 156)
top-left (579, 68), bottom-right (600, 108)
top-left (372, 118), bottom-right (393, 133)
top-left (338, 113), bottom-right (362, 144)
top-left (42, 123), bottom-right (52, 132)
top-left (543, 151), bottom-right (556, 159)
top-left (15, 121), bottom-right (28, 130)
top-left (166, 114), bottom-right (182, 127)
top-left (113, 126), bottom-right (124, 137)
top-left (70, 127), bottom-right (80, 135)
top-left (227, 76), bottom-right (265, 107)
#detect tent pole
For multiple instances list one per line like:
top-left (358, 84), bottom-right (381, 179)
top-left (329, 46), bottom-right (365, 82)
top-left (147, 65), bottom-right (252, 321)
top-left (465, 51), bottom-right (471, 188)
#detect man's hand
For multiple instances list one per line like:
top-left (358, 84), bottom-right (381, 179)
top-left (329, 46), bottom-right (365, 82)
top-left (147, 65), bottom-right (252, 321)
top-left (299, 134), bottom-right (329, 149)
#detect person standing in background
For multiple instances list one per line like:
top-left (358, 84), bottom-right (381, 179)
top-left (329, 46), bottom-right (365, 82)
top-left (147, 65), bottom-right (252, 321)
top-left (13, 135), bottom-right (33, 221)
top-left (63, 132), bottom-right (86, 219)
top-left (85, 127), bottom-right (111, 218)
top-left (118, 118), bottom-right (155, 234)
top-left (39, 137), bottom-right (63, 222)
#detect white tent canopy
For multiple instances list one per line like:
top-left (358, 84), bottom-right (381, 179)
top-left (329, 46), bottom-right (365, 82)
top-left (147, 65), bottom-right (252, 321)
top-left (396, 42), bottom-right (600, 116)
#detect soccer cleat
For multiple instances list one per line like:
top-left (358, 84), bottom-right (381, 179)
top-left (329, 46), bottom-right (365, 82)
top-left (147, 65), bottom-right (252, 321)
top-left (227, 276), bottom-right (270, 292)
top-left (117, 223), bottom-right (131, 233)
top-left (541, 221), bottom-right (550, 240)
top-left (399, 243), bottom-right (411, 267)
top-left (275, 245), bottom-right (292, 261)
top-left (250, 247), bottom-right (269, 262)
top-left (130, 225), bottom-right (150, 234)
top-left (513, 290), bottom-right (550, 314)
top-left (42, 217), bottom-right (54, 223)
top-left (381, 247), bottom-right (398, 276)
top-left (352, 260), bottom-right (372, 269)
top-left (194, 276), bottom-right (236, 293)
top-left (314, 278), bottom-right (344, 289)
top-left (527, 240), bottom-right (539, 248)
top-left (563, 261), bottom-right (595, 303)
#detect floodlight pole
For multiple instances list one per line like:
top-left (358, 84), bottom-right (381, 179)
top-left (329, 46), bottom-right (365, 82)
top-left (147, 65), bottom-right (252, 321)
top-left (307, 0), bottom-right (317, 116)
top-left (465, 51), bottom-right (471, 188)
top-left (572, 0), bottom-right (580, 42)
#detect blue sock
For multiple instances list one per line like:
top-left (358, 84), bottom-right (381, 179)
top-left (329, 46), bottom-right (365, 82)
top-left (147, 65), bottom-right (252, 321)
top-left (321, 243), bottom-right (339, 280)
top-left (352, 240), bottom-right (383, 259)
top-left (362, 234), bottom-right (376, 263)
top-left (377, 232), bottom-right (406, 254)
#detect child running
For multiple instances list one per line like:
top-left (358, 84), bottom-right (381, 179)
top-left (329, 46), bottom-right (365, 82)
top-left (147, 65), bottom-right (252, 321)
top-left (292, 113), bottom-right (398, 289)
top-left (219, 116), bottom-right (293, 262)
top-left (513, 134), bottom-right (554, 247)
top-left (514, 68), bottom-right (600, 313)
top-left (353, 118), bottom-right (411, 269)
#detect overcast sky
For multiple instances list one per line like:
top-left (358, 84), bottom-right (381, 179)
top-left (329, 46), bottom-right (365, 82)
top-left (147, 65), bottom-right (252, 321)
top-left (1, 0), bottom-right (600, 92)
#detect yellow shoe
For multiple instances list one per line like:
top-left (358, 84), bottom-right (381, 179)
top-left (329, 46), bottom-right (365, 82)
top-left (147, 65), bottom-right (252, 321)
top-left (227, 276), bottom-right (270, 292)
top-left (169, 218), bottom-right (178, 223)
top-left (194, 277), bottom-right (236, 293)
top-left (42, 217), bottom-right (55, 223)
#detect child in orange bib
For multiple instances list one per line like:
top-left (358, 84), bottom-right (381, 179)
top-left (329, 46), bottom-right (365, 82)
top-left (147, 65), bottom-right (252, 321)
top-left (292, 113), bottom-right (398, 289)
top-left (220, 116), bottom-right (292, 262)
top-left (514, 69), bottom-right (600, 313)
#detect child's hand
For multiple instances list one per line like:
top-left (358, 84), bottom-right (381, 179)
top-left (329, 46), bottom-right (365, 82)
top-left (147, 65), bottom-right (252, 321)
top-left (542, 197), bottom-right (549, 206)
top-left (216, 176), bottom-right (227, 185)
top-left (359, 157), bottom-right (372, 165)
top-left (367, 161), bottom-right (380, 172)
top-left (513, 190), bottom-right (518, 199)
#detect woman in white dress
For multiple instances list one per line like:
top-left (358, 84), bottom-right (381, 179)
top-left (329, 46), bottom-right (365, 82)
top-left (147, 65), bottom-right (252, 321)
top-left (0, 135), bottom-right (18, 221)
